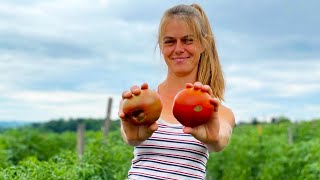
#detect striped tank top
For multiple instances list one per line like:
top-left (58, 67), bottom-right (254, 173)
top-left (128, 119), bottom-right (209, 180)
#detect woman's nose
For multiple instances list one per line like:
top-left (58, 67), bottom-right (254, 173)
top-left (174, 41), bottom-right (185, 54)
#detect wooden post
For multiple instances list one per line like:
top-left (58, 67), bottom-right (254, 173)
top-left (288, 126), bottom-right (293, 145)
top-left (312, 120), bottom-right (317, 129)
top-left (103, 97), bottom-right (113, 136)
top-left (257, 124), bottom-right (263, 150)
top-left (77, 122), bottom-right (85, 157)
top-left (257, 124), bottom-right (263, 136)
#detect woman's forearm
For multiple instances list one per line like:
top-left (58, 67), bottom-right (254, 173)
top-left (120, 125), bottom-right (143, 146)
top-left (205, 121), bottom-right (233, 152)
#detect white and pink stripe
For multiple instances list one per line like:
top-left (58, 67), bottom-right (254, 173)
top-left (127, 119), bottom-right (209, 180)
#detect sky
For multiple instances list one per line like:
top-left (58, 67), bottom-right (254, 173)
top-left (0, 0), bottom-right (319, 123)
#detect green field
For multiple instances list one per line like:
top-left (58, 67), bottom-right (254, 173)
top-left (0, 119), bottom-right (319, 180)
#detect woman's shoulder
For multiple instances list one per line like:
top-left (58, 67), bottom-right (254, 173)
top-left (219, 102), bottom-right (235, 126)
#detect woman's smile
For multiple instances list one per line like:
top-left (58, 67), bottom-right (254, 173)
top-left (161, 18), bottom-right (204, 77)
top-left (172, 56), bottom-right (190, 63)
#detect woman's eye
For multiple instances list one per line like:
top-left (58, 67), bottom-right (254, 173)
top-left (164, 40), bottom-right (175, 44)
top-left (183, 39), bottom-right (193, 44)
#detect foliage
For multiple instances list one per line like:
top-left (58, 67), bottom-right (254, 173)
top-left (30, 118), bottom-right (120, 133)
top-left (0, 119), bottom-right (319, 179)
top-left (0, 129), bottom-right (132, 179)
top-left (206, 119), bottom-right (320, 180)
top-left (0, 128), bottom-right (75, 167)
top-left (271, 116), bottom-right (291, 124)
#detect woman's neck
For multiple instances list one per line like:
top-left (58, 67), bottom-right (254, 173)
top-left (157, 74), bottom-right (197, 124)
top-left (158, 74), bottom-right (196, 98)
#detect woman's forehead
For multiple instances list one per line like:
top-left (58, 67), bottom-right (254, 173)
top-left (162, 18), bottom-right (195, 36)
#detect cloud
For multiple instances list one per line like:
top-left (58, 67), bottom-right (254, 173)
top-left (225, 59), bottom-right (320, 97)
top-left (226, 98), bottom-right (281, 123)
top-left (205, 1), bottom-right (320, 37)
top-left (0, 50), bottom-right (163, 121)
top-left (0, 0), bottom-right (160, 61)
top-left (224, 59), bottom-right (320, 122)
top-left (0, 0), bottom-right (319, 123)
top-left (0, 89), bottom-right (121, 121)
top-left (0, 53), bottom-right (97, 89)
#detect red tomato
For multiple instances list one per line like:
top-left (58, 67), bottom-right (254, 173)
top-left (173, 88), bottom-right (213, 127)
top-left (122, 89), bottom-right (162, 126)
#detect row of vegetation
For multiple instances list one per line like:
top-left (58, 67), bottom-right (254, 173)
top-left (0, 118), bottom-right (319, 179)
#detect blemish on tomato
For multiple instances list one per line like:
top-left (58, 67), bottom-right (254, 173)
top-left (194, 105), bottom-right (202, 112)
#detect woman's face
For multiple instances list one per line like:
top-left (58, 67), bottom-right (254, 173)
top-left (161, 18), bottom-right (204, 77)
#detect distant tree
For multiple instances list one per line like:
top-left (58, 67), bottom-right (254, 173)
top-left (251, 117), bottom-right (259, 125)
top-left (270, 116), bottom-right (291, 124)
top-left (30, 118), bottom-right (120, 133)
top-left (277, 116), bottom-right (291, 123)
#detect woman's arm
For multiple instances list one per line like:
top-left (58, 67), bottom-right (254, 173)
top-left (205, 105), bottom-right (235, 152)
top-left (118, 83), bottom-right (159, 146)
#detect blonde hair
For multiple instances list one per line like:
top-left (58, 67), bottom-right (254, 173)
top-left (158, 4), bottom-right (225, 101)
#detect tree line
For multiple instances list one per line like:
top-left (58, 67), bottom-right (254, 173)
top-left (29, 118), bottom-right (120, 133)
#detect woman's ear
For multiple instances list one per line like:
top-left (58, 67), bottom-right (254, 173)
top-left (201, 46), bottom-right (205, 53)
top-left (200, 44), bottom-right (205, 54)
top-left (159, 42), bottom-right (164, 53)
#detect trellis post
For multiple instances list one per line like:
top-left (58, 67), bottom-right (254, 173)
top-left (103, 97), bottom-right (113, 136)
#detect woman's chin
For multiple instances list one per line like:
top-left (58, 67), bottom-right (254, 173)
top-left (172, 70), bottom-right (195, 77)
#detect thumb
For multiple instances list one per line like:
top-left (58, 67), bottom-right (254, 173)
top-left (148, 122), bottom-right (158, 133)
top-left (183, 126), bottom-right (195, 135)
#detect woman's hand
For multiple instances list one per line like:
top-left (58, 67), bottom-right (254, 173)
top-left (182, 82), bottom-right (232, 151)
top-left (118, 83), bottom-right (158, 146)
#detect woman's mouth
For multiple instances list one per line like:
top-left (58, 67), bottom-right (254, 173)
top-left (172, 57), bottom-right (189, 63)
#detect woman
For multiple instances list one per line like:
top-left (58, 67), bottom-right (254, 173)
top-left (119, 3), bottom-right (235, 180)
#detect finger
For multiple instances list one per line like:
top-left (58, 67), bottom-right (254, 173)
top-left (148, 122), bottom-right (158, 132)
top-left (201, 85), bottom-right (213, 96)
top-left (210, 98), bottom-right (220, 112)
top-left (118, 99), bottom-right (128, 121)
top-left (130, 85), bottom-right (141, 95)
top-left (193, 81), bottom-right (203, 90)
top-left (141, 83), bottom-right (149, 90)
top-left (118, 111), bottom-right (127, 120)
top-left (120, 117), bottom-right (135, 130)
top-left (122, 90), bottom-right (133, 99)
top-left (185, 83), bottom-right (193, 88)
top-left (183, 126), bottom-right (196, 135)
